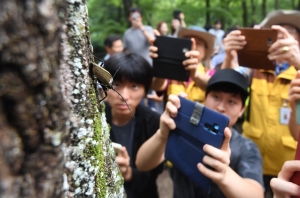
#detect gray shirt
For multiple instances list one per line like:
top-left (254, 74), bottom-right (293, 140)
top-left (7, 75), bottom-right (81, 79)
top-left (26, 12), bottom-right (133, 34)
top-left (123, 25), bottom-right (154, 65)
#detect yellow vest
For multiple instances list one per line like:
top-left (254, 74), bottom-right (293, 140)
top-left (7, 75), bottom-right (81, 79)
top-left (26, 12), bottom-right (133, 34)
top-left (242, 66), bottom-right (297, 176)
top-left (167, 65), bottom-right (206, 103)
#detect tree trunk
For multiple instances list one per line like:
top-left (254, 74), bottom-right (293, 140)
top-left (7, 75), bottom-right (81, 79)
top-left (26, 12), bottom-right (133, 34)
top-left (205, 0), bottom-right (211, 25)
top-left (250, 0), bottom-right (257, 24)
top-left (262, 0), bottom-right (267, 17)
top-left (0, 0), bottom-right (124, 197)
top-left (275, 0), bottom-right (279, 9)
top-left (122, 0), bottom-right (133, 27)
top-left (242, 0), bottom-right (248, 27)
top-left (291, 0), bottom-right (295, 9)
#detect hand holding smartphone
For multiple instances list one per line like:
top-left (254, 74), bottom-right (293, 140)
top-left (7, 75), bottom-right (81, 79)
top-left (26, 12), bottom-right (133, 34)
top-left (153, 36), bottom-right (192, 81)
top-left (165, 97), bottom-right (229, 194)
top-left (237, 28), bottom-right (277, 70)
top-left (112, 142), bottom-right (122, 155)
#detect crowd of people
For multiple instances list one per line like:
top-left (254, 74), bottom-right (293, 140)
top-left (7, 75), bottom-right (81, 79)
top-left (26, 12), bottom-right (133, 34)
top-left (99, 7), bottom-right (300, 198)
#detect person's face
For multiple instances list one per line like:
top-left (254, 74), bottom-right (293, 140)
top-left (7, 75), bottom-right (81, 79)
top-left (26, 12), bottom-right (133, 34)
top-left (106, 39), bottom-right (123, 55)
top-left (129, 12), bottom-right (142, 24)
top-left (215, 23), bottom-right (221, 30)
top-left (107, 80), bottom-right (145, 116)
top-left (277, 24), bottom-right (300, 44)
top-left (159, 23), bottom-right (168, 36)
top-left (204, 91), bottom-right (245, 128)
top-left (171, 19), bottom-right (180, 29)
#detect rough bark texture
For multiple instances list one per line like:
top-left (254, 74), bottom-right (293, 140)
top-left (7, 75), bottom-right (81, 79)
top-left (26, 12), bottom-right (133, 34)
top-left (0, 0), bottom-right (125, 197)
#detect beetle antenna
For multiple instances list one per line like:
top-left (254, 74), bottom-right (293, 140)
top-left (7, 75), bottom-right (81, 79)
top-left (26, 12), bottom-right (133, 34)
top-left (112, 58), bottom-right (131, 79)
top-left (92, 54), bottom-right (103, 63)
top-left (111, 87), bottom-right (135, 118)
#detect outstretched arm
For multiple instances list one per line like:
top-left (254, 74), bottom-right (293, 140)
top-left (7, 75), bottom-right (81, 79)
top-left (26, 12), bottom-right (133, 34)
top-left (198, 128), bottom-right (264, 198)
top-left (288, 71), bottom-right (300, 140)
top-left (136, 95), bottom-right (180, 171)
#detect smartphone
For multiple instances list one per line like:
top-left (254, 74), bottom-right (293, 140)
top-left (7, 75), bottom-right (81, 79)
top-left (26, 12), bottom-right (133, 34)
top-left (237, 28), bottom-right (277, 70)
top-left (165, 96), bottom-right (229, 194)
top-left (112, 142), bottom-right (122, 155)
top-left (173, 10), bottom-right (182, 20)
top-left (153, 36), bottom-right (192, 81)
top-left (296, 100), bottom-right (300, 125)
top-left (131, 13), bottom-right (140, 19)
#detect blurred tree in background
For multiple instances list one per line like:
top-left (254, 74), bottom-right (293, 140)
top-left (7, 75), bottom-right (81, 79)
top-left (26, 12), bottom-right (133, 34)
top-left (87, 0), bottom-right (300, 57)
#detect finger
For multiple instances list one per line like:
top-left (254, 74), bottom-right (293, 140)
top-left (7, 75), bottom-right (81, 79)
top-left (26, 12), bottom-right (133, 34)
top-left (221, 127), bottom-right (232, 152)
top-left (225, 30), bottom-right (242, 38)
top-left (203, 145), bottom-right (229, 165)
top-left (269, 39), bottom-right (297, 54)
top-left (191, 38), bottom-right (196, 51)
top-left (120, 146), bottom-right (129, 158)
top-left (115, 157), bottom-right (129, 166)
top-left (270, 178), bottom-right (300, 197)
top-left (185, 50), bottom-right (199, 59)
top-left (272, 25), bottom-right (293, 39)
top-left (202, 155), bottom-right (226, 172)
top-left (168, 94), bottom-right (181, 109)
top-left (165, 101), bottom-right (179, 119)
top-left (119, 166), bottom-right (128, 174)
top-left (153, 29), bottom-right (161, 37)
top-left (278, 160), bottom-right (300, 181)
top-left (197, 163), bottom-right (223, 182)
top-left (182, 58), bottom-right (198, 66)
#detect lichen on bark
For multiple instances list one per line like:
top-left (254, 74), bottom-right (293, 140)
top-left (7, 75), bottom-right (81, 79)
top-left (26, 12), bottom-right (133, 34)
top-left (65, 0), bottom-right (125, 197)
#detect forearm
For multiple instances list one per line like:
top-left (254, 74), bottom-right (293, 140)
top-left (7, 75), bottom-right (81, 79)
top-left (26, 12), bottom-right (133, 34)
top-left (141, 28), bottom-right (154, 44)
top-left (289, 110), bottom-right (300, 140)
top-left (219, 168), bottom-right (264, 198)
top-left (151, 77), bottom-right (167, 91)
top-left (221, 56), bottom-right (239, 69)
top-left (192, 71), bottom-right (210, 91)
top-left (180, 20), bottom-right (186, 28)
top-left (136, 129), bottom-right (167, 171)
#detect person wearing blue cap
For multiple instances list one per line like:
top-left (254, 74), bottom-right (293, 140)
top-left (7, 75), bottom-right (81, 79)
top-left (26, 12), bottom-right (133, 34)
top-left (151, 26), bottom-right (215, 104)
top-left (136, 69), bottom-right (264, 198)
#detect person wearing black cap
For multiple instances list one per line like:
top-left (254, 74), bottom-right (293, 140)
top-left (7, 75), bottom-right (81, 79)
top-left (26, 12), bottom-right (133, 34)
top-left (136, 69), bottom-right (264, 198)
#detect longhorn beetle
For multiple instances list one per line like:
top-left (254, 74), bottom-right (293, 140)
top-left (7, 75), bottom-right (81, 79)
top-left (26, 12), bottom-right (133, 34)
top-left (90, 55), bottom-right (134, 118)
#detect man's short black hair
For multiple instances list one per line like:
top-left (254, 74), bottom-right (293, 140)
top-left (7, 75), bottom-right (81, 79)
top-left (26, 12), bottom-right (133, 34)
top-left (214, 20), bottom-right (221, 25)
top-left (104, 35), bottom-right (121, 48)
top-left (128, 7), bottom-right (143, 17)
top-left (205, 82), bottom-right (248, 108)
top-left (104, 52), bottom-right (152, 94)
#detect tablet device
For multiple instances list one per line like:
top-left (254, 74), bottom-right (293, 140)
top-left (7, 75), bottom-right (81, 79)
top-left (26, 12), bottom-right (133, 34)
top-left (153, 36), bottom-right (192, 81)
top-left (165, 97), bottom-right (229, 194)
top-left (237, 28), bottom-right (277, 70)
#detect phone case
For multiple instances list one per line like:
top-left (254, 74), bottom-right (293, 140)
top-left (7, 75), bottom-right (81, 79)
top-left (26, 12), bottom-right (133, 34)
top-left (153, 36), bottom-right (192, 81)
top-left (237, 28), bottom-right (277, 71)
top-left (290, 110), bottom-right (300, 198)
top-left (296, 100), bottom-right (300, 125)
top-left (165, 97), bottom-right (229, 194)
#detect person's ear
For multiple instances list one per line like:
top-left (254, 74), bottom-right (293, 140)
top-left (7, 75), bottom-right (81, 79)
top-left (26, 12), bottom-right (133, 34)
top-left (238, 105), bottom-right (246, 117)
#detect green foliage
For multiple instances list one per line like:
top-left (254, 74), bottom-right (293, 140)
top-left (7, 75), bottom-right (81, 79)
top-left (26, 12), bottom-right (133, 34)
top-left (87, 0), bottom-right (298, 55)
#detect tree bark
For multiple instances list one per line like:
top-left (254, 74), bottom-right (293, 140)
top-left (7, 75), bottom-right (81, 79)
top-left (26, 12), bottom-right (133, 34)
top-left (122, 0), bottom-right (133, 27)
top-left (262, 0), bottom-right (267, 18)
top-left (0, 0), bottom-right (124, 197)
top-left (205, 0), bottom-right (211, 25)
top-left (242, 0), bottom-right (248, 27)
top-left (275, 0), bottom-right (279, 9)
top-left (250, 0), bottom-right (257, 24)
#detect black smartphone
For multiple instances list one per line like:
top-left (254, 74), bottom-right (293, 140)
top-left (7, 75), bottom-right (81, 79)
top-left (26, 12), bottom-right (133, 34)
top-left (153, 36), bottom-right (192, 81)
top-left (173, 10), bottom-right (182, 20)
